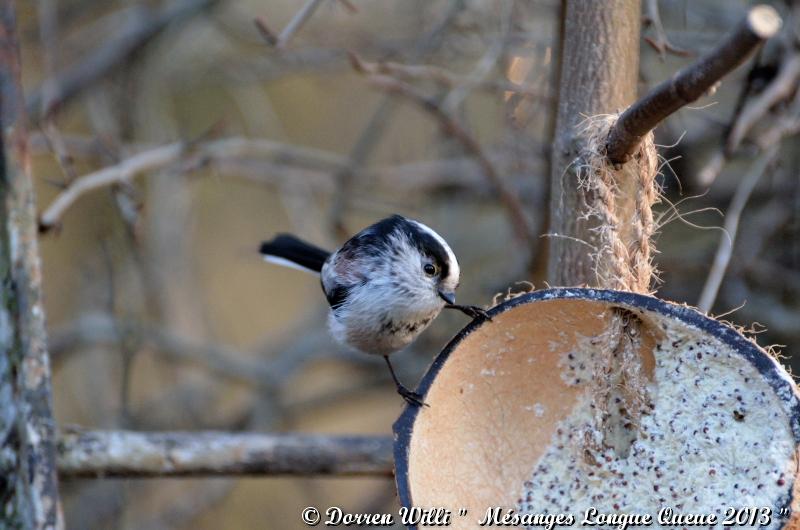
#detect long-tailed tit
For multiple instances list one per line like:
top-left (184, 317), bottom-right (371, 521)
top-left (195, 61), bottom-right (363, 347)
top-left (259, 214), bottom-right (489, 406)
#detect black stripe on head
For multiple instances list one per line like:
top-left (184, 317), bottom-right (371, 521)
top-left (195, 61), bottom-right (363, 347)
top-left (396, 218), bottom-right (451, 280)
top-left (339, 215), bottom-right (452, 279)
top-left (358, 214), bottom-right (408, 244)
top-left (379, 215), bottom-right (450, 278)
top-left (337, 214), bottom-right (407, 259)
top-left (325, 284), bottom-right (352, 310)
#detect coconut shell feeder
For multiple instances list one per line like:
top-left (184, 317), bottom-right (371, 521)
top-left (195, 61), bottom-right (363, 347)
top-left (394, 289), bottom-right (800, 529)
top-left (392, 6), bottom-right (797, 527)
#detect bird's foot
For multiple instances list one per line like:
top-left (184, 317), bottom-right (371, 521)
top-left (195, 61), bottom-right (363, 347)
top-left (445, 303), bottom-right (493, 322)
top-left (397, 385), bottom-right (428, 408)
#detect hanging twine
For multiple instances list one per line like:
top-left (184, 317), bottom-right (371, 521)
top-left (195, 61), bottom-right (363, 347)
top-left (573, 114), bottom-right (660, 457)
top-left (576, 115), bottom-right (660, 293)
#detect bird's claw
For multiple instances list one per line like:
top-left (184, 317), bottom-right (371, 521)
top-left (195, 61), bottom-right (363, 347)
top-left (397, 385), bottom-right (428, 407)
top-left (465, 305), bottom-right (493, 321)
top-left (446, 303), bottom-right (493, 322)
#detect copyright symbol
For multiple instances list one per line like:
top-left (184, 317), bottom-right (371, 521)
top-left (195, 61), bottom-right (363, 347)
top-left (302, 506), bottom-right (321, 526)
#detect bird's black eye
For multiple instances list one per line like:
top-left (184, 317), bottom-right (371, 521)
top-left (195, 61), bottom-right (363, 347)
top-left (423, 263), bottom-right (437, 276)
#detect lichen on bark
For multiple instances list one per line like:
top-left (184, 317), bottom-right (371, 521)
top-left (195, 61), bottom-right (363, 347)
top-left (0, 3), bottom-right (62, 529)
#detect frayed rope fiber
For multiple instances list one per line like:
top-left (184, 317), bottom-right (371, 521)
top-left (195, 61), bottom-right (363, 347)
top-left (575, 115), bottom-right (660, 294)
top-left (573, 114), bottom-right (660, 456)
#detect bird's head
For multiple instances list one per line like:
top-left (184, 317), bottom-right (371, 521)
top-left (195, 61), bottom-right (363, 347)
top-left (339, 215), bottom-right (461, 314)
top-left (400, 218), bottom-right (460, 309)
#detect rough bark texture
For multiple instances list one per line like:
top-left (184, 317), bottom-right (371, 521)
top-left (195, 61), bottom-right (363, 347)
top-left (0, 4), bottom-right (62, 530)
top-left (57, 430), bottom-right (394, 477)
top-left (547, 0), bottom-right (641, 286)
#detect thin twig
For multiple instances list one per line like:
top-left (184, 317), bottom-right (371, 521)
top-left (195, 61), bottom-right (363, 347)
top-left (30, 130), bottom-right (544, 193)
top-left (39, 143), bottom-right (184, 231)
top-left (277, 0), bottom-right (327, 48)
top-left (367, 75), bottom-right (535, 247)
top-left (335, 0), bottom-right (357, 14)
top-left (35, 133), bottom-right (543, 232)
top-left (98, 242), bottom-right (143, 427)
top-left (694, 47), bottom-right (766, 188)
top-left (37, 137), bottom-right (356, 231)
top-left (48, 312), bottom-right (279, 389)
top-left (606, 5), bottom-right (781, 164)
top-left (696, 150), bottom-right (728, 189)
top-left (26, 0), bottom-right (219, 123)
top-left (348, 53), bottom-right (549, 99)
top-left (57, 429), bottom-right (394, 477)
top-left (40, 124), bottom-right (79, 184)
top-left (726, 53), bottom-right (800, 153)
top-left (697, 145), bottom-right (778, 313)
top-left (253, 16), bottom-right (278, 46)
top-left (29, 131), bottom-right (123, 160)
top-left (643, 0), bottom-right (692, 59)
top-left (441, 0), bottom-right (513, 113)
top-left (326, 0), bottom-right (464, 238)
top-left (36, 0), bottom-right (79, 184)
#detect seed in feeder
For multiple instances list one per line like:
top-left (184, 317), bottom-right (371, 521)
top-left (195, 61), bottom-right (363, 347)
top-left (517, 320), bottom-right (796, 530)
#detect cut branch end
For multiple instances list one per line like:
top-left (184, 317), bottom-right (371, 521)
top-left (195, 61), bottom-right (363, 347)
top-left (747, 5), bottom-right (782, 39)
top-left (606, 4), bottom-right (782, 165)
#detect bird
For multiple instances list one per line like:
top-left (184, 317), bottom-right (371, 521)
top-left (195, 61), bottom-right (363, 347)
top-left (259, 214), bottom-right (489, 406)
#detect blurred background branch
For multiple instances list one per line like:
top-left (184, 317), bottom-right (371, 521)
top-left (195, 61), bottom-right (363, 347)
top-left (606, 4), bottom-right (781, 165)
top-left (27, 0), bottom-right (220, 124)
top-left (7, 0), bottom-right (800, 528)
top-left (58, 430), bottom-right (393, 477)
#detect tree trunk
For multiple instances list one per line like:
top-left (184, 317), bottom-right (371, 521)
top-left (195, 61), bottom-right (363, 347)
top-left (547, 0), bottom-right (642, 286)
top-left (0, 4), bottom-right (62, 529)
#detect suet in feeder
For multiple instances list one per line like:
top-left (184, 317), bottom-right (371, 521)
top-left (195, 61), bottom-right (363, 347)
top-left (394, 288), bottom-right (800, 529)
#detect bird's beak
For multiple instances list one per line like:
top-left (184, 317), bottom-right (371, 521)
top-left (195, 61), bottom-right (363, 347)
top-left (438, 290), bottom-right (456, 305)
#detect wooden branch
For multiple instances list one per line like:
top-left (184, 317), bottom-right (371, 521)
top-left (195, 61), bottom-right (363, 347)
top-left (726, 53), bottom-right (800, 153)
top-left (0, 4), bottom-right (62, 528)
top-left (755, 89), bottom-right (800, 148)
top-left (326, 0), bottom-right (464, 238)
top-left (697, 145), bottom-right (778, 313)
top-left (548, 0), bottom-right (642, 286)
top-left (365, 75), bottom-right (536, 248)
top-left (27, 0), bottom-right (219, 123)
top-left (643, 0), bottom-right (692, 59)
top-left (277, 0), bottom-right (326, 48)
top-left (335, 0), bottom-right (358, 14)
top-left (253, 17), bottom-right (278, 47)
top-left (37, 137), bottom-right (352, 232)
top-left (48, 312), bottom-right (277, 388)
top-left (348, 53), bottom-right (550, 100)
top-left (31, 132), bottom-right (544, 209)
top-left (33, 132), bottom-right (544, 234)
top-left (606, 5), bottom-right (781, 165)
top-left (57, 430), bottom-right (394, 478)
top-left (39, 143), bottom-right (184, 231)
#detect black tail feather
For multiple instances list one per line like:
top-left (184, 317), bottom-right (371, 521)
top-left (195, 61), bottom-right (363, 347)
top-left (259, 234), bottom-right (330, 273)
